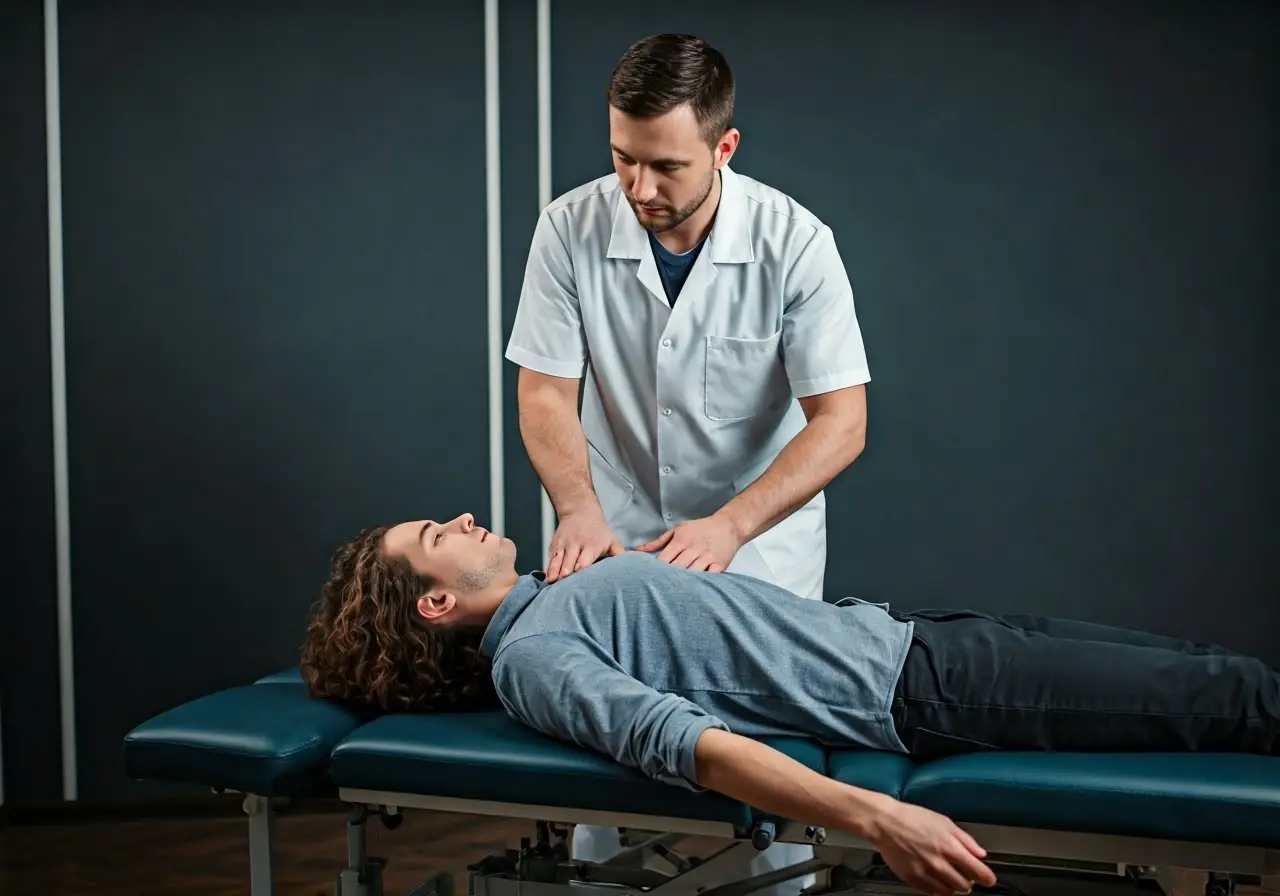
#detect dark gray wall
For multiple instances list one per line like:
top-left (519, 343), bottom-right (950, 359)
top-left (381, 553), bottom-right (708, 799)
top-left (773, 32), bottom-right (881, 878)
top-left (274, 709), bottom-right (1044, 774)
top-left (49, 0), bottom-right (493, 803)
top-left (0, 0), bottom-right (62, 806)
top-left (2, 0), bottom-right (1275, 805)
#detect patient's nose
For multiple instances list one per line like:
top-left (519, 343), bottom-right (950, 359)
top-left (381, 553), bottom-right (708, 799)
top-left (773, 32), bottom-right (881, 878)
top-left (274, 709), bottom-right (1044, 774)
top-left (456, 513), bottom-right (475, 532)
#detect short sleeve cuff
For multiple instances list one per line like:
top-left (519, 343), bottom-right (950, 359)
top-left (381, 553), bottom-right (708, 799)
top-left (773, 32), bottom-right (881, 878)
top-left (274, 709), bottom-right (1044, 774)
top-left (505, 344), bottom-right (586, 379)
top-left (655, 716), bottom-right (729, 792)
top-left (789, 367), bottom-right (871, 399)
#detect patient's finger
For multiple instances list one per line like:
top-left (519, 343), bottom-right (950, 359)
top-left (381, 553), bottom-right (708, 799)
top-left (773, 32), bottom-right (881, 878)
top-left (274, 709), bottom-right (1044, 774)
top-left (926, 856), bottom-right (972, 895)
top-left (951, 825), bottom-right (987, 859)
top-left (950, 841), bottom-right (996, 887)
top-left (906, 867), bottom-right (949, 896)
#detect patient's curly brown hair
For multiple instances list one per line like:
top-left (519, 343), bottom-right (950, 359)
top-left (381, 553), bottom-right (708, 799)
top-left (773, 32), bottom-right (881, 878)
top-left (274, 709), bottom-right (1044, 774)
top-left (299, 525), bottom-right (500, 713)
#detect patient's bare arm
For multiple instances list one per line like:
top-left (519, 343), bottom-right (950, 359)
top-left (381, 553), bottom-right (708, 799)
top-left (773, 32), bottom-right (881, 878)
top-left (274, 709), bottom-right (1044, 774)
top-left (692, 728), bottom-right (997, 896)
top-left (694, 728), bottom-right (886, 837)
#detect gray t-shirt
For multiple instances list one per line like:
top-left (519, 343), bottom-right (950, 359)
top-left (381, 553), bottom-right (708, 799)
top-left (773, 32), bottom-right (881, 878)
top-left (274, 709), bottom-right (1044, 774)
top-left (479, 551), bottom-right (914, 790)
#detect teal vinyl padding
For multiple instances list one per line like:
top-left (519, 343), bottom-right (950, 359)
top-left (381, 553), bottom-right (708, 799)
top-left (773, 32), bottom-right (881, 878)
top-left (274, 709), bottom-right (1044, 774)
top-left (827, 749), bottom-right (917, 799)
top-left (329, 710), bottom-right (771, 828)
top-left (123, 678), bottom-right (1280, 849)
top-left (123, 681), bottom-right (363, 798)
top-left (254, 666), bottom-right (303, 685)
top-left (900, 751), bottom-right (1280, 848)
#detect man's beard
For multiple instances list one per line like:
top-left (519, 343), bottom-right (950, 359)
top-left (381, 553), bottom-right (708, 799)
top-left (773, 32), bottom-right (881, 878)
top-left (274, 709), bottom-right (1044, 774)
top-left (629, 170), bottom-right (717, 233)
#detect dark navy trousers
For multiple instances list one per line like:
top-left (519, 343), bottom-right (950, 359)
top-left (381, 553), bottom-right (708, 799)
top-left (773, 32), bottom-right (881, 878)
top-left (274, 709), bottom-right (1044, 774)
top-left (887, 608), bottom-right (1280, 761)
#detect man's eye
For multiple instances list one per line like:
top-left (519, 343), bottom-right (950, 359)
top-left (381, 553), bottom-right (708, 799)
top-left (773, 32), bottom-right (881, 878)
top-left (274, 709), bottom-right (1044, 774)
top-left (434, 532), bottom-right (442, 544)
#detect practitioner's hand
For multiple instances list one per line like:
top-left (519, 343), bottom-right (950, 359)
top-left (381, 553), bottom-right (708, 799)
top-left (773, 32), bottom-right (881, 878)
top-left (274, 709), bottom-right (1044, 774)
top-left (545, 506), bottom-right (624, 583)
top-left (634, 512), bottom-right (743, 573)
top-left (869, 802), bottom-right (997, 896)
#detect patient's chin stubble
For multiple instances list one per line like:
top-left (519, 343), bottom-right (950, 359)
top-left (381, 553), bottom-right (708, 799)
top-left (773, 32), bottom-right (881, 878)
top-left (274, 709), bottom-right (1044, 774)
top-left (457, 558), bottom-right (501, 593)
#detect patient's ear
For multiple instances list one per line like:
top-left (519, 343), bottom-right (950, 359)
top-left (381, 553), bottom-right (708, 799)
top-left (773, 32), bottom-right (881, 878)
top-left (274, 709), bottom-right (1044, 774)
top-left (416, 591), bottom-right (456, 623)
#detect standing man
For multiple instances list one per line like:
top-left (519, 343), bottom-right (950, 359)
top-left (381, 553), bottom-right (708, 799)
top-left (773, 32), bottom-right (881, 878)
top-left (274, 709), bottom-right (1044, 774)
top-left (504, 33), bottom-right (871, 895)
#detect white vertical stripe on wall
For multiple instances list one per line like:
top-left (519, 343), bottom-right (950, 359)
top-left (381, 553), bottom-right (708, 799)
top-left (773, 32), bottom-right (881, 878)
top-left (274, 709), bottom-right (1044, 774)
top-left (486, 0), bottom-right (505, 537)
top-left (537, 0), bottom-right (555, 564)
top-left (44, 0), bottom-right (77, 802)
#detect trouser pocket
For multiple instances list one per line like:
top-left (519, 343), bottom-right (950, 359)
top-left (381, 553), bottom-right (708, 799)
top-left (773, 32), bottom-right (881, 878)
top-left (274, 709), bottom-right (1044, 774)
top-left (905, 724), bottom-right (1003, 762)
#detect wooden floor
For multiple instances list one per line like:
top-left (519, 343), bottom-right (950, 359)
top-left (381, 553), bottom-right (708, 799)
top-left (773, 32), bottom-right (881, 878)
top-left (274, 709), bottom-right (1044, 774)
top-left (1, 804), bottom-right (529, 896)
top-left (0, 801), bottom-right (1153, 896)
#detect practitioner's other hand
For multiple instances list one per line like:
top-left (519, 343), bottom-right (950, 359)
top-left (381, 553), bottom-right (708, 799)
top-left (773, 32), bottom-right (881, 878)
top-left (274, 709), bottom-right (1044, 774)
top-left (634, 512), bottom-right (743, 573)
top-left (870, 802), bottom-right (997, 896)
top-left (545, 506), bottom-right (624, 583)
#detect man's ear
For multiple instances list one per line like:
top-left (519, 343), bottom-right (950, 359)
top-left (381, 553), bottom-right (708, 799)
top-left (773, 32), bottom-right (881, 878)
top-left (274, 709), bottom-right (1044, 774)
top-left (713, 128), bottom-right (740, 168)
top-left (416, 591), bottom-right (456, 623)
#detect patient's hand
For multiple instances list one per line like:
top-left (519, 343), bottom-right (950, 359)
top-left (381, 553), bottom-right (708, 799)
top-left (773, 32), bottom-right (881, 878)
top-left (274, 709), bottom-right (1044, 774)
top-left (633, 513), bottom-right (742, 573)
top-left (870, 803), bottom-right (997, 896)
top-left (546, 506), bottom-right (625, 583)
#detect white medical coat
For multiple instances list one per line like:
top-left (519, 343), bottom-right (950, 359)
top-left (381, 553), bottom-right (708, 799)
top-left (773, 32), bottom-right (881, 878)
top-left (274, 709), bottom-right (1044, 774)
top-left (506, 166), bottom-right (870, 600)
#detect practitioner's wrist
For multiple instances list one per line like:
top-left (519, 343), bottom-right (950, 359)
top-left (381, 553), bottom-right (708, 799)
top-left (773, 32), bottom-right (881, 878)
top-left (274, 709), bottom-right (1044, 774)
top-left (712, 504), bottom-right (752, 547)
top-left (555, 493), bottom-right (605, 520)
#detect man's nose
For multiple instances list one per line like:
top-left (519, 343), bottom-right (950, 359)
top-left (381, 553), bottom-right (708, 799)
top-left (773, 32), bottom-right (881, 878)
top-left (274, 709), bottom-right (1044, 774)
top-left (454, 513), bottom-right (474, 532)
top-left (632, 169), bottom-right (657, 202)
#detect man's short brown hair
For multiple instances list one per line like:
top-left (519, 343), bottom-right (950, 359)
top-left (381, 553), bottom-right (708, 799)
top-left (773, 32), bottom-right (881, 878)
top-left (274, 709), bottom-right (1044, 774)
top-left (607, 33), bottom-right (735, 146)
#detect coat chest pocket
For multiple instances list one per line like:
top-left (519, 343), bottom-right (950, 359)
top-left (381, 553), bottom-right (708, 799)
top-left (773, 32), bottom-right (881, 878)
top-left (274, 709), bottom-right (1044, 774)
top-left (703, 331), bottom-right (786, 421)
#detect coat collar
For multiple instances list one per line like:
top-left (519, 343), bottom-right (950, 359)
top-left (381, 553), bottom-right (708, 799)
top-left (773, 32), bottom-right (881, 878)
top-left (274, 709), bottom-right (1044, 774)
top-left (605, 165), bottom-right (755, 265)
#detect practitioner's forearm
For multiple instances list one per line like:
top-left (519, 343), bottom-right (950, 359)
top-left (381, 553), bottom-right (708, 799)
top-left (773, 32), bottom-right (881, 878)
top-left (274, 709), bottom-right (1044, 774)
top-left (516, 369), bottom-right (600, 517)
top-left (692, 728), bottom-right (894, 842)
top-left (717, 388), bottom-right (866, 545)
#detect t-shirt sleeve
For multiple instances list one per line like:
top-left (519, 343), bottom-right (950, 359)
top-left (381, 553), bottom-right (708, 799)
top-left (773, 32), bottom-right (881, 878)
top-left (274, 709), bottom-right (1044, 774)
top-left (780, 223), bottom-right (872, 397)
top-left (504, 208), bottom-right (588, 379)
top-left (491, 633), bottom-right (728, 790)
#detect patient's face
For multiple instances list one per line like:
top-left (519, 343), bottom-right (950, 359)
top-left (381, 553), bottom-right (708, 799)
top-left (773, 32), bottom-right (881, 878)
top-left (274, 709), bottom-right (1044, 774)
top-left (382, 512), bottom-right (517, 598)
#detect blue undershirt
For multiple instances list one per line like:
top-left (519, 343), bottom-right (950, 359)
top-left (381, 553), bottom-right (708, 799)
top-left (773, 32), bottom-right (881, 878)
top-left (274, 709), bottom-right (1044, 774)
top-left (648, 232), bottom-right (705, 304)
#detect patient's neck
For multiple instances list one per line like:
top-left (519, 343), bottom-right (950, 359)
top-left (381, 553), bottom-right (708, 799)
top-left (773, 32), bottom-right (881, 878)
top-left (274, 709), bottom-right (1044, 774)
top-left (458, 573), bottom-right (520, 625)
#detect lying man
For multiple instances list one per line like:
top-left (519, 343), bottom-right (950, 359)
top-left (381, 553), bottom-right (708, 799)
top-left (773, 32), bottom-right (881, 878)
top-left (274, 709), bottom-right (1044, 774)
top-left (300, 512), bottom-right (1279, 896)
